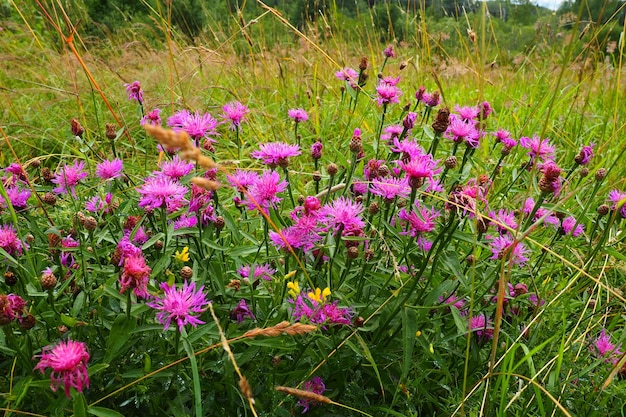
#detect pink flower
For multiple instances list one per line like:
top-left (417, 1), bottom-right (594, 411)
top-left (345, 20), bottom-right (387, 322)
top-left (488, 209), bottom-right (518, 234)
top-left (398, 153), bottom-right (442, 186)
top-left (383, 44), bottom-right (395, 58)
top-left (494, 128), bottom-right (517, 149)
top-left (251, 142), bottom-right (301, 168)
top-left (222, 101), bottom-right (249, 130)
top-left (0, 293), bottom-right (27, 324)
top-left (157, 155), bottom-right (194, 181)
top-left (297, 376), bottom-right (326, 413)
top-left (319, 197), bottom-right (365, 235)
top-left (488, 234), bottom-right (530, 266)
top-left (469, 314), bottom-right (494, 341)
top-left (137, 175), bottom-right (188, 212)
top-left (575, 143), bottom-right (594, 165)
top-left (608, 190), bottom-right (626, 218)
top-left (0, 224), bottom-right (24, 257)
top-left (444, 115), bottom-right (480, 147)
top-left (439, 294), bottom-right (466, 311)
top-left (52, 160), bottom-right (88, 196)
top-left (519, 135), bottom-right (555, 164)
top-left (454, 105), bottom-right (480, 121)
top-left (229, 299), bottom-right (255, 323)
top-left (95, 159), bottom-right (123, 181)
top-left (167, 109), bottom-right (218, 143)
top-left (147, 281), bottom-right (209, 332)
top-left (119, 253), bottom-right (151, 298)
top-left (124, 81), bottom-right (143, 103)
top-left (244, 170), bottom-right (288, 213)
top-left (335, 68), bottom-right (359, 88)
top-left (288, 108), bottom-right (309, 123)
top-left (561, 216), bottom-right (584, 237)
top-left (397, 202), bottom-right (440, 250)
top-left (238, 264), bottom-right (276, 282)
top-left (376, 82), bottom-right (402, 106)
top-left (370, 177), bottom-right (410, 201)
top-left (140, 108), bottom-right (162, 126)
top-left (2, 185), bottom-right (30, 211)
top-left (34, 339), bottom-right (90, 398)
top-left (227, 170), bottom-right (259, 192)
top-left (592, 328), bottom-right (622, 360)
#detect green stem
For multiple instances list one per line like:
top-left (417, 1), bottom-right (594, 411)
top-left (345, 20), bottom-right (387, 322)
top-left (181, 329), bottom-right (203, 417)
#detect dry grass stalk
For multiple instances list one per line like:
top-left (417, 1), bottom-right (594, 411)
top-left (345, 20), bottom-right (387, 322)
top-left (143, 125), bottom-right (218, 169)
top-left (190, 177), bottom-right (221, 191)
top-left (243, 321), bottom-right (317, 338)
top-left (275, 386), bottom-right (332, 405)
top-left (238, 375), bottom-right (254, 403)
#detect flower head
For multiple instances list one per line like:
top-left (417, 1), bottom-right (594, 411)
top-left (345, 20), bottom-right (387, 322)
top-left (2, 185), bottom-right (30, 211)
top-left (251, 142), bottom-right (301, 168)
top-left (141, 108), bottom-right (162, 126)
top-left (0, 224), bottom-right (24, 257)
top-left (34, 339), bottom-right (90, 398)
top-left (244, 170), bottom-right (288, 213)
top-left (297, 376), bottom-right (327, 413)
top-left (469, 314), bottom-right (494, 341)
top-left (137, 175), bottom-right (188, 212)
top-left (167, 109), bottom-right (218, 143)
top-left (229, 299), bottom-right (255, 323)
top-left (119, 253), bottom-right (151, 299)
top-left (335, 68), bottom-right (359, 88)
top-left (157, 155), bottom-right (194, 181)
top-left (124, 81), bottom-right (143, 103)
top-left (222, 101), bottom-right (250, 130)
top-left (370, 176), bottom-right (410, 202)
top-left (592, 328), bottom-right (622, 361)
top-left (0, 293), bottom-right (27, 324)
top-left (575, 143), bottom-right (594, 165)
top-left (519, 135), bottom-right (555, 164)
top-left (376, 81), bottom-right (402, 106)
top-left (608, 189), bottom-right (626, 218)
top-left (288, 108), bottom-right (309, 123)
top-left (319, 197), bottom-right (365, 235)
top-left (52, 160), bottom-right (88, 196)
top-left (238, 264), bottom-right (276, 282)
top-left (383, 44), bottom-right (395, 58)
top-left (488, 234), bottom-right (530, 266)
top-left (444, 115), bottom-right (480, 148)
top-left (95, 159), bottom-right (123, 181)
top-left (147, 281), bottom-right (209, 332)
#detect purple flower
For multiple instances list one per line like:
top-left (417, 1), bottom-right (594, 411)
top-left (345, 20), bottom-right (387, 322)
top-left (335, 68), bottom-right (359, 88)
top-left (140, 108), bottom-right (162, 126)
top-left (0, 224), bottom-right (24, 257)
top-left (376, 81), bottom-right (402, 106)
top-left (288, 108), bottom-right (309, 123)
top-left (371, 177), bottom-right (410, 202)
top-left (398, 153), bottom-right (442, 188)
top-left (137, 176), bottom-right (188, 212)
top-left (488, 234), bottom-right (530, 266)
top-left (381, 124), bottom-right (404, 143)
top-left (85, 193), bottom-right (114, 214)
top-left (422, 91), bottom-right (440, 107)
top-left (539, 160), bottom-right (562, 195)
top-left (124, 81), bottom-right (143, 103)
top-left (119, 253), bottom-right (151, 298)
top-left (310, 141), bottom-right (323, 160)
top-left (290, 288), bottom-right (353, 326)
top-left (468, 314), bottom-right (494, 341)
top-left (34, 339), bottom-right (90, 398)
top-left (52, 160), bottom-right (88, 196)
top-left (222, 101), bottom-right (250, 130)
top-left (519, 135), bottom-right (555, 164)
top-left (575, 143), bottom-right (594, 165)
top-left (173, 214), bottom-right (197, 230)
top-left (238, 264), bottom-right (276, 282)
top-left (319, 197), bottom-right (365, 235)
top-left (2, 185), bottom-right (30, 211)
top-left (591, 328), bottom-right (622, 361)
top-left (561, 216), bottom-right (584, 237)
top-left (444, 115), bottom-right (480, 148)
top-left (227, 170), bottom-right (259, 192)
top-left (454, 105), bottom-right (480, 121)
top-left (391, 138), bottom-right (426, 160)
top-left (397, 201), bottom-right (440, 250)
top-left (147, 281), bottom-right (209, 332)
top-left (0, 293), bottom-right (27, 323)
top-left (488, 209), bottom-right (518, 234)
top-left (167, 109), bottom-right (218, 143)
top-left (494, 128), bottom-right (517, 149)
top-left (479, 101), bottom-right (493, 119)
top-left (269, 216), bottom-right (323, 253)
top-left (403, 112), bottom-right (417, 130)
top-left (383, 44), bottom-right (395, 58)
top-left (251, 142), bottom-right (301, 168)
top-left (297, 376), bottom-right (326, 413)
top-left (608, 190), bottom-right (626, 218)
top-left (439, 294), bottom-right (466, 311)
top-left (95, 159), bottom-right (123, 181)
top-left (229, 299), bottom-right (255, 323)
top-left (244, 170), bottom-right (288, 213)
top-left (157, 155), bottom-right (194, 181)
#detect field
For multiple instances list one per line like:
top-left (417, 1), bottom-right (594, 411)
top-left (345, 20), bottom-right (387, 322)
top-left (1, 1), bottom-right (626, 416)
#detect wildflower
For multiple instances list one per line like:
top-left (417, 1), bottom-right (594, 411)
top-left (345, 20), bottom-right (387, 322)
top-left (287, 281), bottom-right (300, 298)
top-left (310, 141), bottom-right (323, 160)
top-left (0, 224), bottom-right (24, 257)
top-left (297, 376), bottom-right (327, 413)
top-left (376, 81), bottom-right (402, 106)
top-left (52, 160), bottom-right (88, 196)
top-left (288, 108), bottom-right (309, 123)
top-left (422, 91), bottom-right (441, 107)
top-left (157, 155), bottom-right (194, 181)
top-left (147, 281), bottom-right (209, 332)
top-left (335, 67), bottom-right (359, 88)
top-left (269, 217), bottom-right (322, 252)
top-left (439, 294), bottom-right (466, 311)
top-left (227, 170), bottom-right (259, 192)
top-left (370, 176), bottom-right (410, 202)
top-left (60, 235), bottom-right (79, 268)
top-left (140, 108), bottom-right (162, 126)
top-left (167, 109), bottom-right (218, 144)
top-left (137, 175), bottom-right (187, 212)
top-left (308, 287), bottom-right (331, 303)
top-left (85, 193), bottom-right (115, 215)
top-left (560, 216), bottom-right (584, 237)
top-left (222, 101), bottom-right (250, 130)
top-left (468, 314), bottom-right (494, 341)
top-left (454, 105), bottom-right (480, 121)
top-left (2, 185), bottom-right (30, 211)
top-left (403, 112), bottom-right (417, 131)
top-left (383, 44), bottom-right (395, 58)
top-left (230, 299), bottom-right (255, 323)
top-left (174, 247), bottom-right (190, 262)
top-left (0, 293), bottom-right (27, 324)
top-left (251, 142), bottom-right (301, 168)
top-left (95, 159), bottom-right (123, 181)
top-left (244, 170), bottom-right (288, 213)
top-left (488, 234), bottom-right (530, 266)
top-left (238, 264), bottom-right (275, 282)
top-left (444, 115), bottom-right (480, 148)
top-left (538, 160), bottom-right (562, 195)
top-left (397, 201), bottom-right (440, 251)
top-left (575, 143), bottom-right (594, 165)
top-left (70, 119), bottom-right (85, 137)
top-left (591, 328), bottom-right (622, 362)
top-left (522, 197), bottom-right (560, 226)
top-left (119, 253), bottom-right (151, 299)
top-left (124, 81), bottom-right (143, 103)
top-left (398, 153), bottom-right (442, 188)
top-left (488, 208), bottom-right (518, 234)
top-left (34, 339), bottom-right (90, 398)
top-left (381, 124), bottom-right (404, 143)
top-left (290, 289), bottom-right (352, 326)
top-left (519, 135), bottom-right (555, 164)
top-left (319, 197), bottom-right (365, 235)
top-left (479, 101), bottom-right (493, 119)
top-left (391, 138), bottom-right (427, 160)
top-left (608, 189), bottom-right (626, 218)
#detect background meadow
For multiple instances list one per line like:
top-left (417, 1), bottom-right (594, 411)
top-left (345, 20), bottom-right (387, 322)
top-left (1, 0), bottom-right (626, 416)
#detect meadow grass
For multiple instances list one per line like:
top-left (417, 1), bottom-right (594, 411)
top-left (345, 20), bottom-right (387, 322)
top-left (1, 1), bottom-right (626, 416)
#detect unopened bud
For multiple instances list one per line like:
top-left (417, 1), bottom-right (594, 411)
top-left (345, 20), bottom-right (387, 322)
top-left (180, 266), bottom-right (193, 280)
top-left (105, 123), bottom-right (117, 140)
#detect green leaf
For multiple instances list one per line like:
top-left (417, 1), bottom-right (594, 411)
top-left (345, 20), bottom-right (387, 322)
top-left (88, 407), bottom-right (125, 417)
top-left (350, 332), bottom-right (385, 398)
top-left (61, 314), bottom-right (79, 328)
top-left (104, 315), bottom-right (136, 363)
top-left (401, 307), bottom-right (417, 383)
top-left (73, 291), bottom-right (86, 317)
top-left (72, 392), bottom-right (88, 417)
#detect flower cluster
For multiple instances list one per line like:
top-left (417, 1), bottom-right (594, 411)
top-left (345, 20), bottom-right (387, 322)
top-left (288, 284), bottom-right (353, 327)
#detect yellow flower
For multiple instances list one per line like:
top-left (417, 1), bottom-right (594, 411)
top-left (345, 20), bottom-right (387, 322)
top-left (287, 281), bottom-right (300, 298)
top-left (174, 246), bottom-right (190, 262)
top-left (307, 287), bottom-right (331, 303)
